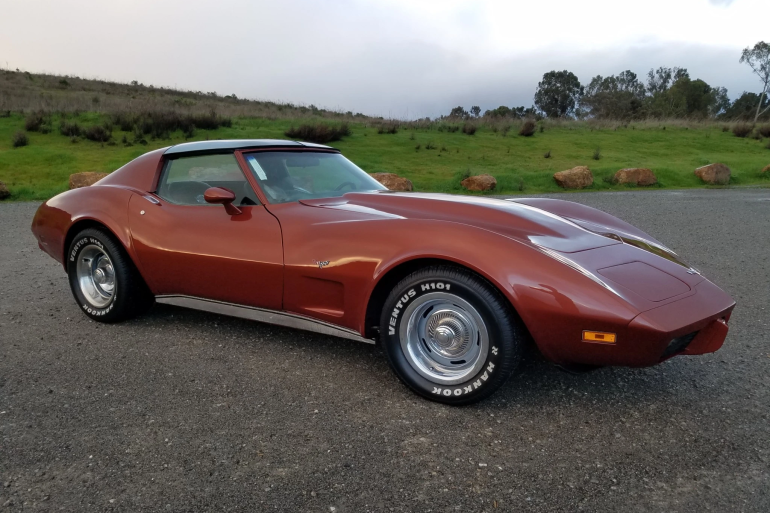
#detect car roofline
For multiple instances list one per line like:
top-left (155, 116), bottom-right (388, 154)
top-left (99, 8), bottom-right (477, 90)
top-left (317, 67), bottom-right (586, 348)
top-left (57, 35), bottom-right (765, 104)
top-left (163, 139), bottom-right (337, 155)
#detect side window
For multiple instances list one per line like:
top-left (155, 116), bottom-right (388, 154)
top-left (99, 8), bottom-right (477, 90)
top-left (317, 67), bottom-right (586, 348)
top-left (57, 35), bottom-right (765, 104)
top-left (157, 154), bottom-right (260, 206)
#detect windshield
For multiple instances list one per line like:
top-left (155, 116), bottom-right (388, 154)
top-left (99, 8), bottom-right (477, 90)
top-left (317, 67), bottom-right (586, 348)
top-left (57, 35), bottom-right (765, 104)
top-left (244, 151), bottom-right (386, 203)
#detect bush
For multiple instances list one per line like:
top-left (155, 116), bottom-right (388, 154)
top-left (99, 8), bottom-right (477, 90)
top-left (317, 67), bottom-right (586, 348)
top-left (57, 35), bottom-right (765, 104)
top-left (424, 141), bottom-right (436, 150)
top-left (544, 150), bottom-right (552, 159)
top-left (25, 112), bottom-right (46, 132)
top-left (12, 131), bottom-right (29, 148)
top-left (519, 120), bottom-right (536, 137)
top-left (83, 124), bottom-right (112, 142)
top-left (462, 123), bottom-right (477, 135)
top-left (111, 110), bottom-right (232, 138)
top-left (59, 121), bottom-right (81, 137)
top-left (732, 124), bottom-right (753, 138)
top-left (593, 147), bottom-right (602, 160)
top-left (377, 122), bottom-right (399, 134)
top-left (284, 123), bottom-right (351, 144)
top-left (758, 125), bottom-right (770, 138)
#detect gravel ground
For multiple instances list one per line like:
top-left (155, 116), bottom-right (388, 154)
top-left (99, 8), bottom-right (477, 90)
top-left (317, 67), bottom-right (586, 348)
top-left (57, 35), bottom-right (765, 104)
top-left (1, 189), bottom-right (769, 512)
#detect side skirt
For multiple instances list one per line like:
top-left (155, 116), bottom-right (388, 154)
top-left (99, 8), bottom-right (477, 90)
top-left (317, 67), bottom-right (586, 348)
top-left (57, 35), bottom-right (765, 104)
top-left (155, 295), bottom-right (375, 345)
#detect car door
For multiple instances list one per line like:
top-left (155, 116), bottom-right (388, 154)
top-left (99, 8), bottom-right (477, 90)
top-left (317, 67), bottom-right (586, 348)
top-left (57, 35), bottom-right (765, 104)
top-left (128, 152), bottom-right (283, 310)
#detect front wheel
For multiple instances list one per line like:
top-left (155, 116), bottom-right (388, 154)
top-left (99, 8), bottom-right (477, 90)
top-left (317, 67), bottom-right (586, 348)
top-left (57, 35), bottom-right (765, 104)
top-left (380, 265), bottom-right (524, 405)
top-left (67, 228), bottom-right (153, 323)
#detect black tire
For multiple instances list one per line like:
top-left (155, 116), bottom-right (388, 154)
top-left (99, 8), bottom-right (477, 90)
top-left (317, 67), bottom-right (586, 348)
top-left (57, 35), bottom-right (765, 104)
top-left (67, 228), bottom-right (154, 323)
top-left (380, 265), bottom-right (524, 405)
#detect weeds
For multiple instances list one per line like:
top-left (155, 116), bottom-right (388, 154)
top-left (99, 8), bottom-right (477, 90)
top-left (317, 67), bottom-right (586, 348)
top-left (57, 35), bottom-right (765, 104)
top-left (59, 121), bottom-right (81, 137)
top-left (377, 121), bottom-right (399, 134)
top-left (284, 123), bottom-right (351, 143)
top-left (12, 131), bottom-right (29, 148)
top-left (462, 123), bottom-right (477, 135)
top-left (593, 147), bottom-right (602, 160)
top-left (519, 120), bottom-right (536, 137)
top-left (758, 125), bottom-right (770, 138)
top-left (732, 124), bottom-right (753, 138)
top-left (24, 112), bottom-right (46, 132)
top-left (424, 141), bottom-right (437, 150)
top-left (83, 124), bottom-right (112, 142)
top-left (415, 144), bottom-right (421, 151)
top-left (544, 150), bottom-right (552, 159)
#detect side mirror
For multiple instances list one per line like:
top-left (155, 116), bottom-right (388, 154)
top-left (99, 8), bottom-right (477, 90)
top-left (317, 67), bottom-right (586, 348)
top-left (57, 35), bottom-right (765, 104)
top-left (204, 187), bottom-right (242, 215)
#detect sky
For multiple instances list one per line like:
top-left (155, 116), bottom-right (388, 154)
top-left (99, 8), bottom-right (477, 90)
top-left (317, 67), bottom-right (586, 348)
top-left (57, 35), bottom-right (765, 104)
top-left (0, 0), bottom-right (767, 118)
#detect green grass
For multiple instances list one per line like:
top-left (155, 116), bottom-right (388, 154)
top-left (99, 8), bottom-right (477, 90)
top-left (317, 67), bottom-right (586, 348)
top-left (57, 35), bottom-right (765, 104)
top-left (1, 114), bottom-right (769, 201)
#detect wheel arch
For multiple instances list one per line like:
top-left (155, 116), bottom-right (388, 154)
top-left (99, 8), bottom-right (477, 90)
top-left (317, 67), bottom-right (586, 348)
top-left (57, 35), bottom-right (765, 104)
top-left (62, 218), bottom-right (151, 292)
top-left (363, 256), bottom-right (530, 342)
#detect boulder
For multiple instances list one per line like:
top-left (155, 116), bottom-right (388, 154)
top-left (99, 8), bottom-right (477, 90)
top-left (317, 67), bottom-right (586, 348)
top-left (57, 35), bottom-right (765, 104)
top-left (461, 174), bottom-right (497, 191)
top-left (612, 168), bottom-right (657, 186)
top-left (761, 164), bottom-right (770, 174)
top-left (0, 181), bottom-right (9, 200)
top-left (370, 172), bottom-right (413, 192)
top-left (554, 166), bottom-right (593, 189)
top-left (69, 172), bottom-right (109, 190)
top-left (694, 163), bottom-right (730, 185)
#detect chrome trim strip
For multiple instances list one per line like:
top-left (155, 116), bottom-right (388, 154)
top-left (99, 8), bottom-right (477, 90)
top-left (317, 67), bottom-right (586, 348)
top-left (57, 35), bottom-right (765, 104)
top-left (155, 295), bottom-right (375, 344)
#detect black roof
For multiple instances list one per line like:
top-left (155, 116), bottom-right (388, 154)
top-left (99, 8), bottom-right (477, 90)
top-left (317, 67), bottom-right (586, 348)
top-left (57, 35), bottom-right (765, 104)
top-left (164, 139), bottom-right (334, 155)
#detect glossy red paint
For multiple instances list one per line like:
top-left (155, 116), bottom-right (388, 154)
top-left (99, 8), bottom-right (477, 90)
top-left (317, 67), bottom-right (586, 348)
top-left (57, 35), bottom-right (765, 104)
top-left (31, 144), bottom-right (736, 369)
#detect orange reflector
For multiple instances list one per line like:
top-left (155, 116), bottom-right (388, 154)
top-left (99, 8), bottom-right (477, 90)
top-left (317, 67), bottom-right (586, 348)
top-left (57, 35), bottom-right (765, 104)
top-left (582, 331), bottom-right (617, 344)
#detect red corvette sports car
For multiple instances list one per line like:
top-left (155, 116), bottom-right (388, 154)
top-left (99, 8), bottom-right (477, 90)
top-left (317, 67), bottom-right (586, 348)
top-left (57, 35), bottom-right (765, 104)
top-left (31, 140), bottom-right (735, 404)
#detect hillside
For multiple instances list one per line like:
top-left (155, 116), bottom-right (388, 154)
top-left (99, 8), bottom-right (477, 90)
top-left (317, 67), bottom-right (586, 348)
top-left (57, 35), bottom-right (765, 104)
top-left (1, 70), bottom-right (769, 201)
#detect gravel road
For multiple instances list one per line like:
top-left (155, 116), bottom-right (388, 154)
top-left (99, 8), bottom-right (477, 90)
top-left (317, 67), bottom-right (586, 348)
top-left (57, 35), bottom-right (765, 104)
top-left (1, 189), bottom-right (769, 512)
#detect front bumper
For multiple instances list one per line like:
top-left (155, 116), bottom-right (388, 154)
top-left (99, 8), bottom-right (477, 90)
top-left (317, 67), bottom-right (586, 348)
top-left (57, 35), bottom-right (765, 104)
top-left (554, 278), bottom-right (735, 368)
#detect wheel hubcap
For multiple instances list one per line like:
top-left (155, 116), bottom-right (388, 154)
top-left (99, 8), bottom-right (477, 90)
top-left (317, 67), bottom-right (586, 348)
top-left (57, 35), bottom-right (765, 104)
top-left (76, 245), bottom-right (116, 308)
top-left (400, 291), bottom-right (489, 385)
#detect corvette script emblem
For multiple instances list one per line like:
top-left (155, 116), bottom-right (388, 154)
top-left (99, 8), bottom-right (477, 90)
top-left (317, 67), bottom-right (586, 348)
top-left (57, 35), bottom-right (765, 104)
top-left (314, 260), bottom-right (330, 269)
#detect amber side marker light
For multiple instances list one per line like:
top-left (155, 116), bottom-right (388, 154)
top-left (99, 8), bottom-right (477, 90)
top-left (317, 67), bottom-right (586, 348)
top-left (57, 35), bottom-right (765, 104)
top-left (582, 331), bottom-right (617, 344)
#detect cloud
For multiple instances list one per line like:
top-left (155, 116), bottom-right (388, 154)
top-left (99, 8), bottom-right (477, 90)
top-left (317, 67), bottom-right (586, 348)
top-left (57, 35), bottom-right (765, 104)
top-left (0, 0), bottom-right (763, 117)
top-left (709, 0), bottom-right (735, 5)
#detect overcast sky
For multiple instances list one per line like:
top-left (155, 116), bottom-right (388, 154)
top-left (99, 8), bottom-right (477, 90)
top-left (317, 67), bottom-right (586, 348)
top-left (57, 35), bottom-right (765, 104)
top-left (0, 0), bottom-right (767, 118)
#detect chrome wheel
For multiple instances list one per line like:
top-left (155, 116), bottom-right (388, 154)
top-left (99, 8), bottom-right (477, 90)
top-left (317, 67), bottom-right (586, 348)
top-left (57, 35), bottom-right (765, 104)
top-left (76, 245), bottom-right (116, 308)
top-left (399, 292), bottom-right (489, 385)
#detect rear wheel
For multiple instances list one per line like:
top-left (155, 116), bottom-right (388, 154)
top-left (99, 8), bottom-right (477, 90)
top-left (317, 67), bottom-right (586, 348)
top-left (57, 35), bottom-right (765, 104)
top-left (67, 228), bottom-right (153, 323)
top-left (380, 265), bottom-right (524, 405)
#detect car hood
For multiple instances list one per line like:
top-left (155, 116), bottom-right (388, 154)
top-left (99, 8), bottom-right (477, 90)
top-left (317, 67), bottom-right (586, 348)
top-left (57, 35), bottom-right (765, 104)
top-left (299, 191), bottom-right (641, 253)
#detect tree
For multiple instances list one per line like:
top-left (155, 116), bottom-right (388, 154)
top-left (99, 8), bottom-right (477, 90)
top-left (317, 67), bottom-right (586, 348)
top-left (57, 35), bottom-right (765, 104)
top-left (724, 92), bottom-right (770, 121)
top-left (449, 106), bottom-right (469, 119)
top-left (470, 106), bottom-right (481, 118)
top-left (534, 70), bottom-right (583, 118)
top-left (739, 41), bottom-right (770, 122)
top-left (582, 70), bottom-right (646, 119)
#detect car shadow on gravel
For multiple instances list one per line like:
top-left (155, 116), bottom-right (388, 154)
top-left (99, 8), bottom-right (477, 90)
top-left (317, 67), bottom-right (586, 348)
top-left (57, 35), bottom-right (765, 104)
top-left (135, 303), bottom-right (726, 414)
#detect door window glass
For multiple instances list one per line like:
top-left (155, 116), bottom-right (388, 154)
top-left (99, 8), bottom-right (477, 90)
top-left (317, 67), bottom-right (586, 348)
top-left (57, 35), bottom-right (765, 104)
top-left (157, 154), bottom-right (260, 206)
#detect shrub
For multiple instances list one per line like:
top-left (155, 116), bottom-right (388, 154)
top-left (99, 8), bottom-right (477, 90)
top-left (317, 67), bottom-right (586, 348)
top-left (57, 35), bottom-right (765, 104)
top-left (462, 123), bottom-right (477, 135)
top-left (501, 125), bottom-right (511, 137)
top-left (722, 125), bottom-right (729, 132)
top-left (424, 141), bottom-right (436, 150)
top-left (519, 120), bottom-right (536, 136)
top-left (83, 124), bottom-right (112, 142)
top-left (59, 121), bottom-right (81, 137)
top-left (12, 131), bottom-right (29, 148)
top-left (284, 123), bottom-right (350, 143)
top-left (544, 150), bottom-right (552, 159)
top-left (25, 112), bottom-right (46, 132)
top-left (415, 144), bottom-right (421, 151)
top-left (593, 147), bottom-right (602, 160)
top-left (377, 122), bottom-right (399, 134)
top-left (758, 125), bottom-right (770, 138)
top-left (732, 124), bottom-right (753, 138)
top-left (0, 110), bottom-right (11, 118)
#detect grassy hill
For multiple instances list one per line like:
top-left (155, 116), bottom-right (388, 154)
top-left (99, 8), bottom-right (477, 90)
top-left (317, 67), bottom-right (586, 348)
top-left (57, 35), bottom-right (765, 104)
top-left (1, 69), bottom-right (769, 201)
